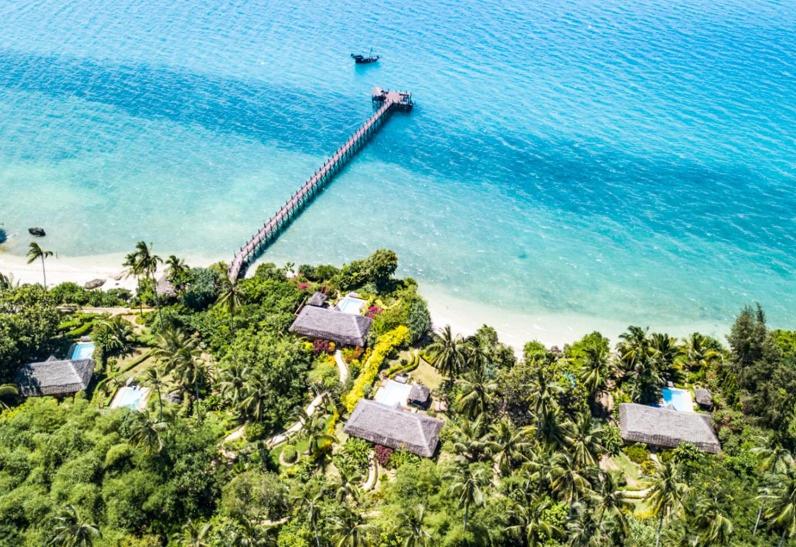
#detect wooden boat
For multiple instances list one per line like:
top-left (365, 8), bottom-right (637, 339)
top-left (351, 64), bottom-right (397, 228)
top-left (28, 227), bottom-right (46, 237)
top-left (351, 53), bottom-right (379, 64)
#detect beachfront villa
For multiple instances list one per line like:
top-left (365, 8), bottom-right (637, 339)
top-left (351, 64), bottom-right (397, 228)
top-left (344, 399), bottom-right (443, 458)
top-left (619, 403), bottom-right (721, 454)
top-left (15, 357), bottom-right (95, 397)
top-left (289, 305), bottom-right (372, 347)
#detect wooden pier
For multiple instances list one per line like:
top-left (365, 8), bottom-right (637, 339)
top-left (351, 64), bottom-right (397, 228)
top-left (228, 88), bottom-right (412, 281)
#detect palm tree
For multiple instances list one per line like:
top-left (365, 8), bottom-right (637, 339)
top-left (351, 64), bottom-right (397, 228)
top-left (752, 443), bottom-right (794, 535)
top-left (93, 316), bottom-right (135, 370)
top-left (548, 452), bottom-right (593, 504)
top-left (332, 503), bottom-right (370, 547)
top-left (178, 519), bottom-right (211, 547)
top-left (567, 413), bottom-right (605, 468)
top-left (27, 242), bottom-right (53, 289)
top-left (301, 411), bottom-right (335, 462)
top-left (151, 326), bottom-right (206, 410)
top-left (691, 495), bottom-right (734, 545)
top-left (219, 360), bottom-right (249, 415)
top-left (507, 497), bottom-right (560, 546)
top-left (455, 368), bottom-right (497, 419)
top-left (125, 411), bottom-right (168, 454)
top-left (217, 275), bottom-right (243, 330)
top-left (650, 332), bottom-right (682, 382)
top-left (680, 332), bottom-right (722, 372)
top-left (299, 492), bottom-right (324, 547)
top-left (395, 504), bottom-right (431, 547)
top-left (577, 344), bottom-right (614, 407)
top-left (487, 418), bottom-right (533, 476)
top-left (0, 271), bottom-right (18, 291)
top-left (144, 368), bottom-right (164, 420)
top-left (451, 415), bottom-right (492, 464)
top-left (48, 504), bottom-right (100, 546)
top-left (528, 367), bottom-right (564, 419)
top-left (427, 325), bottom-right (465, 380)
top-left (760, 465), bottom-right (796, 546)
top-left (123, 241), bottom-right (162, 316)
top-left (646, 460), bottom-right (687, 547)
top-left (593, 472), bottom-right (630, 540)
top-left (535, 405), bottom-right (569, 449)
top-left (335, 470), bottom-right (362, 505)
top-left (447, 463), bottom-right (490, 533)
top-left (0, 384), bottom-right (18, 410)
top-left (165, 255), bottom-right (189, 285)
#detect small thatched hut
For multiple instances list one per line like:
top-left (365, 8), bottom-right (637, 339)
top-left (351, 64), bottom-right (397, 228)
top-left (344, 399), bottom-right (443, 457)
top-left (694, 388), bottom-right (713, 410)
top-left (15, 359), bottom-right (95, 397)
top-left (307, 292), bottom-right (328, 307)
top-left (408, 384), bottom-right (431, 409)
top-left (619, 403), bottom-right (720, 453)
top-left (289, 305), bottom-right (372, 347)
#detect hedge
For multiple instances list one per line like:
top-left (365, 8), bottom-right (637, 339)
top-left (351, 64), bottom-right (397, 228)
top-left (343, 325), bottom-right (409, 412)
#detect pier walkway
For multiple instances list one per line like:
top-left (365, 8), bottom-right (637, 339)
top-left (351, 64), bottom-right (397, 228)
top-left (228, 88), bottom-right (413, 281)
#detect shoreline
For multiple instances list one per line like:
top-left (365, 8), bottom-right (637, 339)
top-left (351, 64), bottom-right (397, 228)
top-left (0, 251), bottom-right (728, 349)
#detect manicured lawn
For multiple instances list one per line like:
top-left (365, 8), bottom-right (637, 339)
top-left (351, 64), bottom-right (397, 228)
top-left (410, 360), bottom-right (444, 390)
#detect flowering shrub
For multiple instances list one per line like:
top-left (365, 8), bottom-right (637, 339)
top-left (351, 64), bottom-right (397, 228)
top-left (374, 444), bottom-right (394, 466)
top-left (312, 339), bottom-right (336, 354)
top-left (343, 325), bottom-right (410, 412)
top-left (366, 305), bottom-right (383, 319)
top-left (297, 281), bottom-right (310, 290)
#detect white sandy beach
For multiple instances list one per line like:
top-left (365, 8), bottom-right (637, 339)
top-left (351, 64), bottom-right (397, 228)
top-left (0, 252), bottom-right (728, 350)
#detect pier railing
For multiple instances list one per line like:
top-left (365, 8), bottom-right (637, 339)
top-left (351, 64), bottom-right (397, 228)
top-left (228, 88), bottom-right (412, 281)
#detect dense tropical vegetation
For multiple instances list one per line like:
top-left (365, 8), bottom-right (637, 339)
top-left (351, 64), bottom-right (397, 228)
top-left (1, 247), bottom-right (795, 546)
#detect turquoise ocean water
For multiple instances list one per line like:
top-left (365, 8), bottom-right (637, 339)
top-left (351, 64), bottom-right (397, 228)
top-left (0, 0), bottom-right (794, 329)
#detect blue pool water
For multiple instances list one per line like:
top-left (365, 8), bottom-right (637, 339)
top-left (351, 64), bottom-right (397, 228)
top-left (661, 387), bottom-right (694, 413)
top-left (0, 1), bottom-right (794, 332)
top-left (111, 386), bottom-right (150, 411)
top-left (70, 342), bottom-right (95, 361)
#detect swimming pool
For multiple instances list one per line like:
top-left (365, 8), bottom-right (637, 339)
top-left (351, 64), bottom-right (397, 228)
top-left (661, 387), bottom-right (694, 413)
top-left (70, 341), bottom-right (96, 360)
top-left (110, 386), bottom-right (150, 411)
top-left (336, 295), bottom-right (366, 315)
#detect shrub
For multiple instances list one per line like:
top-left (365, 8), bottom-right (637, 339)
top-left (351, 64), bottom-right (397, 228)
top-left (387, 449), bottom-right (419, 469)
top-left (245, 422), bottom-right (267, 441)
top-left (343, 325), bottom-right (410, 412)
top-left (623, 443), bottom-right (650, 464)
top-left (373, 444), bottom-right (394, 467)
top-left (281, 445), bottom-right (297, 464)
top-left (181, 267), bottom-right (221, 311)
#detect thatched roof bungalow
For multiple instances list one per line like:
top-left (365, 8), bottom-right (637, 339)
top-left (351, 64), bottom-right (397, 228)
top-left (408, 384), bottom-right (431, 409)
top-left (15, 359), bottom-right (95, 397)
top-left (289, 305), bottom-right (372, 347)
top-left (344, 399), bottom-right (443, 457)
top-left (307, 292), bottom-right (328, 307)
top-left (694, 388), bottom-right (713, 410)
top-left (619, 403), bottom-right (720, 453)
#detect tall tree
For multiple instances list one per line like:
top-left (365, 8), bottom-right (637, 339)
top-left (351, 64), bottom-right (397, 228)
top-left (427, 325), bottom-right (465, 380)
top-left (47, 504), bottom-right (100, 547)
top-left (144, 367), bottom-right (164, 420)
top-left (217, 275), bottom-right (243, 331)
top-left (455, 368), bottom-right (497, 419)
top-left (123, 241), bottom-right (162, 316)
top-left (125, 411), bottom-right (168, 454)
top-left (26, 242), bottom-right (53, 289)
top-left (487, 418), bottom-right (533, 476)
top-left (760, 465), bottom-right (796, 546)
top-left (447, 463), bottom-right (490, 534)
top-left (646, 460), bottom-right (686, 547)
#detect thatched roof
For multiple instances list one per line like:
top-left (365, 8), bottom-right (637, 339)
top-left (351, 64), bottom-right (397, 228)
top-left (307, 292), bottom-right (328, 307)
top-left (156, 275), bottom-right (177, 298)
top-left (15, 359), bottom-right (95, 397)
top-left (619, 403), bottom-right (720, 453)
top-left (408, 384), bottom-right (431, 407)
top-left (289, 305), bottom-right (372, 346)
top-left (694, 388), bottom-right (713, 407)
top-left (344, 399), bottom-right (443, 457)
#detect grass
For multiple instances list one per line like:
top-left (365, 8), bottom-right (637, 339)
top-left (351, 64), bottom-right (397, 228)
top-left (410, 359), bottom-right (444, 390)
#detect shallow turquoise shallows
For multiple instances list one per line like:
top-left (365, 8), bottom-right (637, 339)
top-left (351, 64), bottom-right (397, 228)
top-left (0, 0), bottom-right (794, 329)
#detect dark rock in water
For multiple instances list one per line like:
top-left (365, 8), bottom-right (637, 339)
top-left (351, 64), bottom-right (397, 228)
top-left (84, 278), bottom-right (106, 290)
top-left (28, 227), bottom-right (46, 237)
top-left (0, 228), bottom-right (6, 244)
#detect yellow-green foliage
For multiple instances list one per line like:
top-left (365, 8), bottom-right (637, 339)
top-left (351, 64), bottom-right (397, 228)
top-left (344, 325), bottom-right (409, 412)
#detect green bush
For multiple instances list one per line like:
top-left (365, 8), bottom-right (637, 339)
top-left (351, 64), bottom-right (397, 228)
top-left (281, 445), bottom-right (298, 464)
top-left (181, 267), bottom-right (221, 311)
top-left (388, 449), bottom-right (419, 469)
top-left (623, 443), bottom-right (650, 464)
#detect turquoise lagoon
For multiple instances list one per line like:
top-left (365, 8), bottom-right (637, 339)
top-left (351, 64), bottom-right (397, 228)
top-left (0, 0), bottom-right (794, 334)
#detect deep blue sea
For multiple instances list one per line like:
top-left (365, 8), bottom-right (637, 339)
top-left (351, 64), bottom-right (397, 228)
top-left (0, 0), bottom-right (794, 332)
